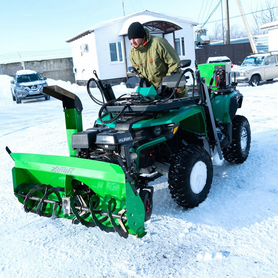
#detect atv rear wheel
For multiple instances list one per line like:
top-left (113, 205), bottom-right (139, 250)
top-left (168, 145), bottom-right (213, 208)
top-left (223, 115), bottom-right (251, 164)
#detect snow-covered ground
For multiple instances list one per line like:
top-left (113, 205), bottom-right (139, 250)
top-left (0, 75), bottom-right (277, 278)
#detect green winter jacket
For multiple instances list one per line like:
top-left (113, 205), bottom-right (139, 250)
top-left (130, 32), bottom-right (180, 88)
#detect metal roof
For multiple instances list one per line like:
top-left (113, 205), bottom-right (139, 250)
top-left (66, 10), bottom-right (197, 43)
top-left (118, 14), bottom-right (182, 36)
top-left (261, 21), bottom-right (278, 30)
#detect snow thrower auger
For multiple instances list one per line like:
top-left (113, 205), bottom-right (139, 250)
top-left (7, 60), bottom-right (251, 238)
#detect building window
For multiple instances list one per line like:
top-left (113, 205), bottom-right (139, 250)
top-left (109, 42), bottom-right (123, 62)
top-left (181, 37), bottom-right (185, 56)
top-left (174, 37), bottom-right (185, 56)
top-left (80, 44), bottom-right (89, 56)
top-left (118, 42), bottom-right (123, 61)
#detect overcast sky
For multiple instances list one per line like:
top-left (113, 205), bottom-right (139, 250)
top-left (0, 0), bottom-right (276, 54)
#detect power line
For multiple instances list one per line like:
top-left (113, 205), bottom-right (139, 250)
top-left (197, 0), bottom-right (207, 23)
top-left (198, 0), bottom-right (210, 23)
top-left (201, 0), bottom-right (222, 28)
top-left (205, 5), bottom-right (278, 25)
top-left (122, 0), bottom-right (125, 16)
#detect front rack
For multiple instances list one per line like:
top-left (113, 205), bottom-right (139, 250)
top-left (104, 97), bottom-right (199, 114)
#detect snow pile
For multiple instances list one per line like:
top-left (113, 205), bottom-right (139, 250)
top-left (0, 76), bottom-right (277, 278)
top-left (0, 75), bottom-right (13, 102)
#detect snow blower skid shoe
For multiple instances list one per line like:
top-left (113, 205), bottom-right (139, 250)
top-left (6, 86), bottom-right (147, 238)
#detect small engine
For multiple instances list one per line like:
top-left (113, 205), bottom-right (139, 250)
top-left (72, 128), bottom-right (134, 165)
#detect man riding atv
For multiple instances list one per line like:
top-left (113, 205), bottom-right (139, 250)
top-left (7, 25), bottom-right (251, 238)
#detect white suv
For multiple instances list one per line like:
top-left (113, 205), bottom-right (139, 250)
top-left (234, 52), bottom-right (278, 86)
top-left (10, 70), bottom-right (49, 103)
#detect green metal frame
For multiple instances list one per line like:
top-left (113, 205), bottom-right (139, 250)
top-left (65, 108), bottom-right (83, 156)
top-left (136, 85), bottom-right (158, 99)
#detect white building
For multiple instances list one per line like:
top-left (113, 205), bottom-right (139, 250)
top-left (66, 10), bottom-right (197, 84)
top-left (261, 21), bottom-right (278, 52)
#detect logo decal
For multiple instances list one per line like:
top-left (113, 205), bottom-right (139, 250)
top-left (51, 166), bottom-right (74, 174)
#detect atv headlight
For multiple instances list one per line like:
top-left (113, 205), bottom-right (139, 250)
top-left (96, 131), bottom-right (133, 149)
top-left (153, 126), bottom-right (162, 136)
top-left (96, 134), bottom-right (116, 145)
top-left (152, 124), bottom-right (179, 138)
top-left (167, 124), bottom-right (179, 135)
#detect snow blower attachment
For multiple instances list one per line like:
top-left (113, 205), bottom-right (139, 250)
top-left (7, 61), bottom-right (251, 238)
top-left (7, 86), bottom-right (146, 238)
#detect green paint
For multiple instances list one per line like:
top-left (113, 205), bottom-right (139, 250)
top-left (10, 153), bottom-right (146, 237)
top-left (136, 85), bottom-right (158, 99)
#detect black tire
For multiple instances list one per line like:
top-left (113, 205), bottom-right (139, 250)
top-left (45, 95), bottom-right (50, 100)
top-left (168, 145), bottom-right (213, 208)
top-left (249, 75), bottom-right (261, 86)
top-left (11, 90), bottom-right (15, 101)
top-left (139, 186), bottom-right (153, 221)
top-left (16, 96), bottom-right (22, 104)
top-left (223, 115), bottom-right (251, 164)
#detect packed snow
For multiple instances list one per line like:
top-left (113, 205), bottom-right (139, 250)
top-left (0, 75), bottom-right (277, 278)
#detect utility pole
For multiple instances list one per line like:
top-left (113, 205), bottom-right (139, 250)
top-left (220, 0), bottom-right (225, 44)
top-left (225, 0), bottom-right (231, 44)
top-left (122, 0), bottom-right (125, 16)
top-left (236, 0), bottom-right (257, 53)
top-left (17, 52), bottom-right (25, 70)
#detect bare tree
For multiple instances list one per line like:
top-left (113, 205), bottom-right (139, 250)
top-left (212, 23), bottom-right (224, 41)
top-left (209, 22), bottom-right (247, 41)
top-left (230, 24), bottom-right (247, 39)
top-left (206, 0), bottom-right (277, 41)
top-left (252, 0), bottom-right (277, 29)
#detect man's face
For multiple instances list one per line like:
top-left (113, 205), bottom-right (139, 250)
top-left (130, 38), bottom-right (144, 49)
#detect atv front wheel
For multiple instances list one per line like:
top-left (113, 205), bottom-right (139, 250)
top-left (168, 145), bottom-right (213, 208)
top-left (223, 115), bottom-right (251, 164)
top-left (139, 186), bottom-right (153, 221)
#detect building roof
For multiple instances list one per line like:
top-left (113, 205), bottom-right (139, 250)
top-left (118, 13), bottom-right (182, 35)
top-left (261, 21), bottom-right (278, 30)
top-left (66, 10), bottom-right (198, 43)
top-left (210, 35), bottom-right (269, 53)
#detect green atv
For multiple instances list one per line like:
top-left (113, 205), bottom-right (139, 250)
top-left (7, 60), bottom-right (251, 238)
